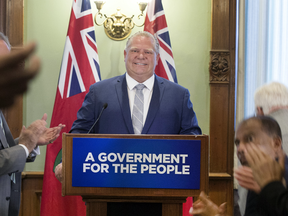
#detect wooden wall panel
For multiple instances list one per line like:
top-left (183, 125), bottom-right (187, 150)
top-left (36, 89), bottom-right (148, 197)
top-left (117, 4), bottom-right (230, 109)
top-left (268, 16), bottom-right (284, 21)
top-left (209, 179), bottom-right (234, 215)
top-left (209, 0), bottom-right (236, 216)
top-left (0, 0), bottom-right (23, 138)
top-left (209, 84), bottom-right (229, 172)
top-left (19, 172), bottom-right (44, 216)
top-left (211, 0), bottom-right (230, 50)
top-left (6, 0), bottom-right (23, 45)
top-left (0, 0), bottom-right (7, 33)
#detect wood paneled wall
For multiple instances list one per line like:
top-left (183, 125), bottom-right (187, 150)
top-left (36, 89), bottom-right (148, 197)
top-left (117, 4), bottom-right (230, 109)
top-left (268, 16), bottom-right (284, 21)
top-left (19, 172), bottom-right (44, 216)
top-left (0, 0), bottom-right (24, 138)
top-left (209, 0), bottom-right (236, 215)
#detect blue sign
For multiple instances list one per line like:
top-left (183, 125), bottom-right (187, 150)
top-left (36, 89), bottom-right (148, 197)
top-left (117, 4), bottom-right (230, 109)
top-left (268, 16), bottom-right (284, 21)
top-left (72, 138), bottom-right (201, 189)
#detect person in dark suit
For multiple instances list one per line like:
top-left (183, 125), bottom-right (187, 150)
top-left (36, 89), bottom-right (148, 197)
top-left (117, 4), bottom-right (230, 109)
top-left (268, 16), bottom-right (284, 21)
top-left (70, 73), bottom-right (201, 135)
top-left (234, 116), bottom-right (288, 216)
top-left (55, 31), bottom-right (201, 216)
top-left (0, 33), bottom-right (65, 216)
top-left (190, 116), bottom-right (287, 216)
top-left (70, 31), bottom-right (201, 135)
top-left (245, 141), bottom-right (288, 216)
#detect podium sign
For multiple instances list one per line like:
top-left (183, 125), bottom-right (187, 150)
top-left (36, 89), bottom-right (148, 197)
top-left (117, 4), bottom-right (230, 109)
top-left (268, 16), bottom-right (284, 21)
top-left (62, 134), bottom-right (209, 216)
top-left (72, 138), bottom-right (201, 189)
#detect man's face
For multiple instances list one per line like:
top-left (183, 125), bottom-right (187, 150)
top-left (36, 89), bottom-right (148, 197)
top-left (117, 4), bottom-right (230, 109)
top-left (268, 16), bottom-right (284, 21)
top-left (124, 35), bottom-right (159, 83)
top-left (235, 119), bottom-right (279, 166)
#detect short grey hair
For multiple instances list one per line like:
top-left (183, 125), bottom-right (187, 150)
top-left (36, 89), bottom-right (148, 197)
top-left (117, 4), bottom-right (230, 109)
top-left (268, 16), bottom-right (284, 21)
top-left (125, 31), bottom-right (159, 55)
top-left (254, 81), bottom-right (288, 114)
top-left (0, 32), bottom-right (11, 49)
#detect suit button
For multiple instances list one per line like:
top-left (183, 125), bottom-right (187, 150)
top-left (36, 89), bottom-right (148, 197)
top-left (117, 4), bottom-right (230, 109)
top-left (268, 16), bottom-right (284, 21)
top-left (6, 197), bottom-right (10, 201)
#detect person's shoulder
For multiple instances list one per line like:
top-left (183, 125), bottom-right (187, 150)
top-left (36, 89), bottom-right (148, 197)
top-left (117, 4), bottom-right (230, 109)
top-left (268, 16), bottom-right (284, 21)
top-left (155, 75), bottom-right (187, 91)
top-left (89, 74), bottom-right (125, 88)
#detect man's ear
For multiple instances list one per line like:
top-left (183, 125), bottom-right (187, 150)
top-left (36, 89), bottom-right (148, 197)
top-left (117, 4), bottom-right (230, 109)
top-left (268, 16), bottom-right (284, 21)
top-left (273, 136), bottom-right (283, 156)
top-left (256, 106), bottom-right (264, 116)
top-left (156, 53), bottom-right (160, 64)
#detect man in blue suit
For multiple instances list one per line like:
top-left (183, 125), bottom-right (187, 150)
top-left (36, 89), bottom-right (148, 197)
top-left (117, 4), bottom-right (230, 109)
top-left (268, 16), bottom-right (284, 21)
top-left (70, 31), bottom-right (201, 135)
top-left (56, 31), bottom-right (201, 216)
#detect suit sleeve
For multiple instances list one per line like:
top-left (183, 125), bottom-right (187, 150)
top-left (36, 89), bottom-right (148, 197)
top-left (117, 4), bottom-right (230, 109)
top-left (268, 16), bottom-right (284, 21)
top-left (70, 85), bottom-right (97, 133)
top-left (0, 145), bottom-right (26, 176)
top-left (14, 137), bottom-right (37, 162)
top-left (180, 89), bottom-right (202, 135)
top-left (258, 181), bottom-right (288, 216)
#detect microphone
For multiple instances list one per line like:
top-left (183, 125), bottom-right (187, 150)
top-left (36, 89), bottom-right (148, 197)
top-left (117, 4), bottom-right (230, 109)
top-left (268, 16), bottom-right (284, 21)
top-left (87, 103), bottom-right (108, 134)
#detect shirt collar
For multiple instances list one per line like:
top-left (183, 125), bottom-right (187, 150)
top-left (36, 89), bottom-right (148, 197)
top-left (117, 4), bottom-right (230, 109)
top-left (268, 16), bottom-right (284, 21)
top-left (126, 73), bottom-right (155, 91)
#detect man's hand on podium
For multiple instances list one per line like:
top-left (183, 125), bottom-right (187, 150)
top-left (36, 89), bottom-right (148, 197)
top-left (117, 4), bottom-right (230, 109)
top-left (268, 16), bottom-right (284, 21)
top-left (55, 163), bottom-right (63, 183)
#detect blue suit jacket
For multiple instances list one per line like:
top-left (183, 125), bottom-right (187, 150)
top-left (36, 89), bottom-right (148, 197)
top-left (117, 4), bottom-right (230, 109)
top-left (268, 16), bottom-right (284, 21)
top-left (70, 74), bottom-right (201, 135)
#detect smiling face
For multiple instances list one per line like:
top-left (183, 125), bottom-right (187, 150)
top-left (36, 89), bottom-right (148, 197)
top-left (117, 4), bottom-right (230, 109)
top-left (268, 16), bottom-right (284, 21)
top-left (235, 118), bottom-right (282, 166)
top-left (124, 35), bottom-right (159, 83)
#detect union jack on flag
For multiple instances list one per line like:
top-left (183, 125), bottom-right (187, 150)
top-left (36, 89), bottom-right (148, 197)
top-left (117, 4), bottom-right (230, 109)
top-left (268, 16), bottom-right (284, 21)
top-left (41, 0), bottom-right (100, 215)
top-left (144, 0), bottom-right (177, 83)
top-left (59, 0), bottom-right (101, 99)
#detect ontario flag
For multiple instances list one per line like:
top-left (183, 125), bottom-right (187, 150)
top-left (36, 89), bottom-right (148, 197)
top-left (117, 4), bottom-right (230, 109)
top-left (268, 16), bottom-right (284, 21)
top-left (144, 1), bottom-right (192, 215)
top-left (144, 0), bottom-right (177, 83)
top-left (40, 0), bottom-right (101, 215)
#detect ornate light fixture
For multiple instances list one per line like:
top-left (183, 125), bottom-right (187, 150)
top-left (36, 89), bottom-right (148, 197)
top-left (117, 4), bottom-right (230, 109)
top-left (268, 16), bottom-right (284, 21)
top-left (94, 1), bottom-right (149, 41)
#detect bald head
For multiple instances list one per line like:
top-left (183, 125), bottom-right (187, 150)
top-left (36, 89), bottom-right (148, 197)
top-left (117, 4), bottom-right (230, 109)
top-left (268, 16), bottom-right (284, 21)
top-left (235, 116), bottom-right (282, 166)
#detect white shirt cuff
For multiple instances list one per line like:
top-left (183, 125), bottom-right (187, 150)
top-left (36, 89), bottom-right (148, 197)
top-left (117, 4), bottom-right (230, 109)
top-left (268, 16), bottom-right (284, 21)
top-left (19, 144), bottom-right (40, 158)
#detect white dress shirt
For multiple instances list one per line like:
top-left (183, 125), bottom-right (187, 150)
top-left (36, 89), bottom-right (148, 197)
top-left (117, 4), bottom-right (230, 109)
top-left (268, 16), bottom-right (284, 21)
top-left (126, 73), bottom-right (154, 125)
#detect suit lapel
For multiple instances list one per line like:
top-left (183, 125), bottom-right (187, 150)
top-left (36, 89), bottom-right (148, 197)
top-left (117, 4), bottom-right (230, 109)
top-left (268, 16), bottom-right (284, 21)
top-left (0, 126), bottom-right (9, 148)
top-left (115, 74), bottom-right (134, 134)
top-left (142, 76), bottom-right (164, 134)
top-left (2, 114), bottom-right (15, 146)
top-left (0, 111), bottom-right (14, 148)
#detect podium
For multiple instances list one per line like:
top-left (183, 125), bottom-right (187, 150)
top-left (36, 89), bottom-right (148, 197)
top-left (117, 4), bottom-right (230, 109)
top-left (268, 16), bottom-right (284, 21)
top-left (62, 134), bottom-right (208, 216)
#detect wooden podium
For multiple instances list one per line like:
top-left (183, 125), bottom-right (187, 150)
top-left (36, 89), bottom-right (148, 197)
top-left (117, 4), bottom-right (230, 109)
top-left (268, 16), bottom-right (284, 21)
top-left (62, 134), bottom-right (209, 216)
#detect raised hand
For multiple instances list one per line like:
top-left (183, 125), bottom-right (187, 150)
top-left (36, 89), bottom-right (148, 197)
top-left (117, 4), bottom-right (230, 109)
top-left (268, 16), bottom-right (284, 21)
top-left (245, 143), bottom-right (285, 189)
top-left (189, 191), bottom-right (227, 216)
top-left (234, 165), bottom-right (261, 193)
top-left (19, 119), bottom-right (46, 153)
top-left (0, 42), bottom-right (41, 108)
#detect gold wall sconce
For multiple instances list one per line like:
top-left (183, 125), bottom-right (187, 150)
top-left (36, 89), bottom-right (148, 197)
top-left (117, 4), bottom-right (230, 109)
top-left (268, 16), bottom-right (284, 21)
top-left (94, 1), bottom-right (149, 41)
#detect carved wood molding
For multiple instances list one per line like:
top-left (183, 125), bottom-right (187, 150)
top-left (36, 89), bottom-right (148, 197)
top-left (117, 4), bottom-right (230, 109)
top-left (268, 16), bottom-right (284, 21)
top-left (209, 51), bottom-right (230, 83)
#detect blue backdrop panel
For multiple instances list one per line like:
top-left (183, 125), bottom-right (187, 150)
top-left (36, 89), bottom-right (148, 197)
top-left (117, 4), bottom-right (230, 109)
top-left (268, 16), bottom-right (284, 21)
top-left (72, 138), bottom-right (201, 189)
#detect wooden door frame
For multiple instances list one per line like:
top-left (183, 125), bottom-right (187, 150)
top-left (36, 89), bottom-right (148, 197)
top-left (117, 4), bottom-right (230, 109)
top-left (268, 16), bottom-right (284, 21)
top-left (209, 0), bottom-right (236, 215)
top-left (0, 0), bottom-right (24, 138)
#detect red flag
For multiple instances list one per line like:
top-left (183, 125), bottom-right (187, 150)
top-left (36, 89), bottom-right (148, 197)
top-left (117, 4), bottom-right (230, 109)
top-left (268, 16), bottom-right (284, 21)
top-left (144, 0), bottom-right (177, 83)
top-left (144, 1), bottom-right (192, 215)
top-left (40, 0), bottom-right (101, 215)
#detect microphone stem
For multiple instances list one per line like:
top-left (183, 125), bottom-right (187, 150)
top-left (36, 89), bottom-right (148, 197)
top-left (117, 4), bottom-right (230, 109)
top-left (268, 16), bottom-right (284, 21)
top-left (87, 105), bottom-right (106, 134)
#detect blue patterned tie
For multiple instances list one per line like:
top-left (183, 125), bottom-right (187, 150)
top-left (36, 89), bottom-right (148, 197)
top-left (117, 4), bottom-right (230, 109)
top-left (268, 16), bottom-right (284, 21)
top-left (132, 84), bottom-right (145, 134)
